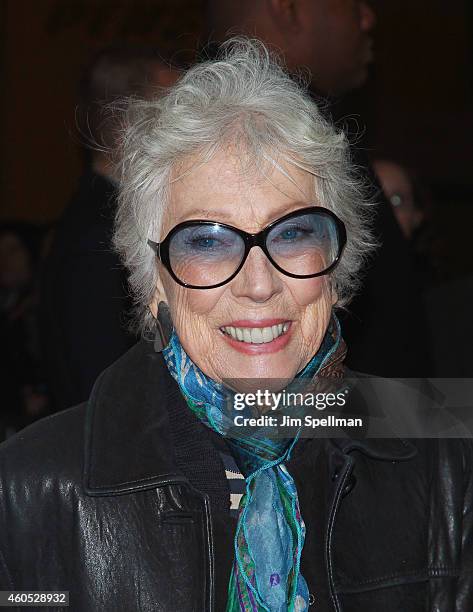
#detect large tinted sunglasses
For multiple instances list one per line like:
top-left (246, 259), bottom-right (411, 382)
top-left (148, 206), bottom-right (347, 289)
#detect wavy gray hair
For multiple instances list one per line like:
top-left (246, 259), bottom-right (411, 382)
top-left (114, 38), bottom-right (375, 333)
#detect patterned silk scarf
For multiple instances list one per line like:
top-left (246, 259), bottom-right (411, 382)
top-left (163, 316), bottom-right (344, 611)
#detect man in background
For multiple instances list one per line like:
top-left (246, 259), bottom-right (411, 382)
top-left (41, 46), bottom-right (177, 410)
top-left (205, 0), bottom-right (433, 376)
top-left (207, 0), bottom-right (375, 96)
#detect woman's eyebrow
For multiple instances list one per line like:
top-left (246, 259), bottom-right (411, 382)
top-left (182, 202), bottom-right (309, 223)
top-left (182, 208), bottom-right (235, 220)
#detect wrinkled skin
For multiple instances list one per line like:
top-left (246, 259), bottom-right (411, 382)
top-left (150, 148), bottom-right (336, 388)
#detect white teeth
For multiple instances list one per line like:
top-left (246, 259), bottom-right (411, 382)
top-left (251, 328), bottom-right (264, 343)
top-left (243, 328), bottom-right (252, 343)
top-left (221, 323), bottom-right (290, 344)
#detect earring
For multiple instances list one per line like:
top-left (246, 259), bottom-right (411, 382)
top-left (154, 301), bottom-right (173, 352)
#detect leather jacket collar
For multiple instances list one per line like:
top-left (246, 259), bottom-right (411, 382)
top-left (83, 339), bottom-right (417, 496)
top-left (83, 340), bottom-right (188, 496)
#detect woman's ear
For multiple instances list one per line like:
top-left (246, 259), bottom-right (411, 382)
top-left (149, 280), bottom-right (173, 352)
top-left (148, 278), bottom-right (167, 318)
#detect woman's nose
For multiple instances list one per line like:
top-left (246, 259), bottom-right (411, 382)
top-left (230, 247), bottom-right (283, 303)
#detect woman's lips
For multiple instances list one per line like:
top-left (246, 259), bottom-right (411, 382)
top-left (220, 318), bottom-right (289, 328)
top-left (219, 320), bottom-right (292, 354)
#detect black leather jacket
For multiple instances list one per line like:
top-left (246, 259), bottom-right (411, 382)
top-left (0, 340), bottom-right (472, 611)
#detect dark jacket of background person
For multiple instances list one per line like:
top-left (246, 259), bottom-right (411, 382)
top-left (39, 46), bottom-right (177, 411)
top-left (0, 223), bottom-right (51, 438)
top-left (0, 339), bottom-right (471, 611)
top-left (337, 157), bottom-right (433, 377)
top-left (40, 171), bottom-right (135, 409)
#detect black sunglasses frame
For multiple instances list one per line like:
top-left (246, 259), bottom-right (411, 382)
top-left (148, 206), bottom-right (347, 289)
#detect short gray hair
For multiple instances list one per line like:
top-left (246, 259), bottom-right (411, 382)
top-left (114, 38), bottom-right (375, 333)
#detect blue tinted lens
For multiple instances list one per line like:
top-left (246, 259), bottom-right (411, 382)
top-left (267, 212), bottom-right (339, 275)
top-left (169, 224), bottom-right (245, 286)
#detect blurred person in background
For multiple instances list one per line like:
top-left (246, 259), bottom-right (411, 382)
top-left (373, 159), bottom-right (425, 241)
top-left (204, 0), bottom-right (433, 376)
top-left (373, 158), bottom-right (438, 285)
top-left (374, 157), bottom-right (473, 376)
top-left (40, 45), bottom-right (178, 411)
top-left (0, 222), bottom-right (51, 439)
top-left (206, 0), bottom-right (376, 96)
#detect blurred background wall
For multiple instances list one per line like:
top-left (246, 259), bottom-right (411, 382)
top-left (353, 0), bottom-right (473, 188)
top-left (0, 0), bottom-right (204, 223)
top-left (1, 0), bottom-right (472, 265)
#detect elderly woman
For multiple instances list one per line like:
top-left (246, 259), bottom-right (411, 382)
top-left (0, 39), bottom-right (472, 612)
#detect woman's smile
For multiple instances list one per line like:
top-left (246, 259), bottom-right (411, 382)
top-left (219, 319), bottom-right (292, 354)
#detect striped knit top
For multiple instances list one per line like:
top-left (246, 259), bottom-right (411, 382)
top-left (219, 451), bottom-right (245, 518)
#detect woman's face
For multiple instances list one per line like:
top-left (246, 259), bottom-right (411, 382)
top-left (151, 149), bottom-right (336, 385)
